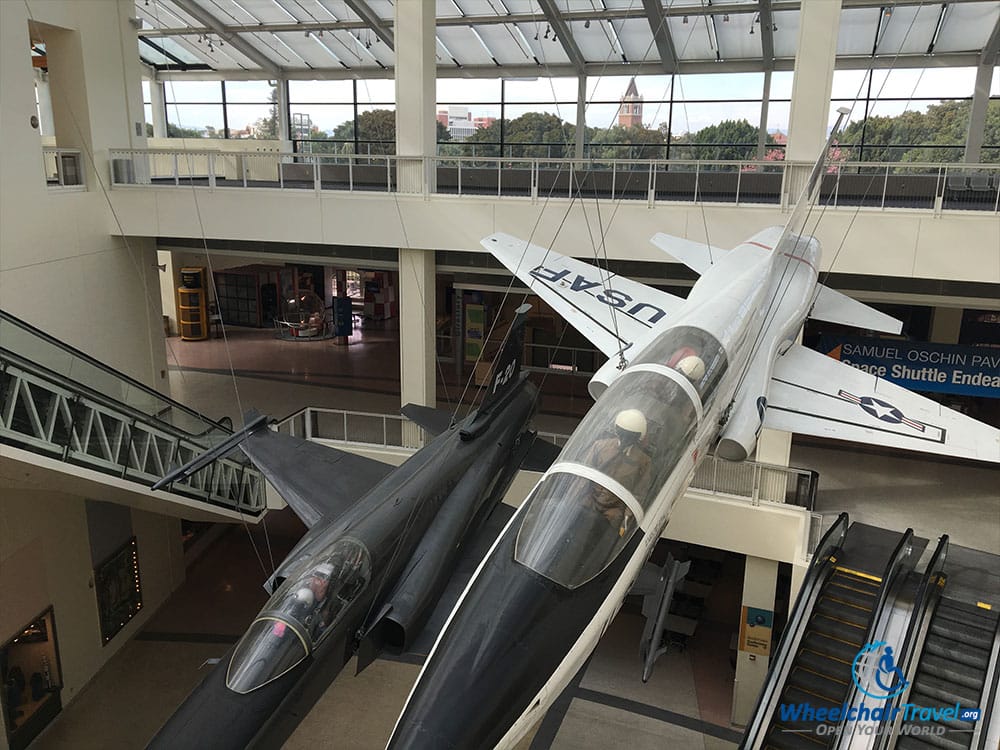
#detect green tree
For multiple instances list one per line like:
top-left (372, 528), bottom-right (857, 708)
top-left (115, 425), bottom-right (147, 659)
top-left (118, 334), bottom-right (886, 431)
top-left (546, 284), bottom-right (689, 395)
top-left (166, 122), bottom-right (205, 138)
top-left (251, 86), bottom-right (280, 140)
top-left (671, 119), bottom-right (759, 160)
top-left (588, 125), bottom-right (665, 160)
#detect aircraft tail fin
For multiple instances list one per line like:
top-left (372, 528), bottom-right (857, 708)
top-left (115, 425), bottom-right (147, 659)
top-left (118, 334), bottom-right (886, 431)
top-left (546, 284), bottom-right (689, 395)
top-left (477, 303), bottom-right (531, 414)
top-left (401, 404), bottom-right (454, 437)
top-left (809, 286), bottom-right (903, 334)
top-left (649, 233), bottom-right (726, 274)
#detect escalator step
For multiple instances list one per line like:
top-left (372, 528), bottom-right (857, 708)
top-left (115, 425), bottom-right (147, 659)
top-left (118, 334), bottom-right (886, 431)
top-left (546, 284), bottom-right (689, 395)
top-left (896, 730), bottom-right (970, 750)
top-left (908, 674), bottom-right (981, 706)
top-left (815, 598), bottom-right (872, 628)
top-left (796, 650), bottom-right (853, 685)
top-left (786, 667), bottom-right (849, 703)
top-left (929, 619), bottom-right (994, 651)
top-left (922, 637), bottom-right (991, 670)
top-left (822, 580), bottom-right (878, 608)
top-left (780, 686), bottom-right (840, 714)
top-left (765, 726), bottom-right (830, 750)
top-left (934, 606), bottom-right (997, 634)
top-left (908, 685), bottom-right (975, 731)
top-left (830, 569), bottom-right (881, 590)
top-left (802, 631), bottom-right (861, 663)
top-left (915, 653), bottom-right (986, 692)
top-left (937, 598), bottom-right (999, 619)
top-left (810, 614), bottom-right (866, 645)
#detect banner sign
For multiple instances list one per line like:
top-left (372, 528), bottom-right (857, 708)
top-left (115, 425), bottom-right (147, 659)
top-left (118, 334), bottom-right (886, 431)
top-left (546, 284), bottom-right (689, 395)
top-left (740, 606), bottom-right (773, 656)
top-left (819, 336), bottom-right (1000, 399)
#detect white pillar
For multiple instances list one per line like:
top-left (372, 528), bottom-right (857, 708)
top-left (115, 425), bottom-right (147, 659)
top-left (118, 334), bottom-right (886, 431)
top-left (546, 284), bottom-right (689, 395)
top-left (149, 78), bottom-right (167, 138)
top-left (576, 75), bottom-right (586, 159)
top-left (785, 1), bottom-right (841, 163)
top-left (399, 249), bottom-right (436, 446)
top-left (964, 63), bottom-right (993, 164)
top-left (929, 306), bottom-right (963, 344)
top-left (276, 77), bottom-right (292, 150)
top-left (756, 428), bottom-right (792, 467)
top-left (732, 556), bottom-right (779, 726)
top-left (395, 0), bottom-right (436, 193)
top-left (34, 69), bottom-right (55, 136)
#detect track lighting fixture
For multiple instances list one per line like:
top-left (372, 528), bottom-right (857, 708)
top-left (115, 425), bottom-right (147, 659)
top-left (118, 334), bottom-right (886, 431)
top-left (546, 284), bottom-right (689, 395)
top-left (543, 24), bottom-right (550, 39)
top-left (584, 19), bottom-right (590, 28)
top-left (682, 15), bottom-right (688, 24)
top-left (772, 23), bottom-right (777, 31)
top-left (749, 25), bottom-right (754, 34)
top-left (534, 30), bottom-right (539, 40)
top-left (723, 14), bottom-right (729, 22)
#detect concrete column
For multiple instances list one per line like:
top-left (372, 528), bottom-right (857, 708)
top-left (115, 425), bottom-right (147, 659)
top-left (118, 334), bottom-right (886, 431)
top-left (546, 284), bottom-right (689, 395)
top-left (784, 1), bottom-right (841, 206)
top-left (576, 75), bottom-right (586, 159)
top-left (276, 77), bottom-right (292, 150)
top-left (732, 556), bottom-right (779, 726)
top-left (785, 1), bottom-right (841, 162)
top-left (756, 428), bottom-right (792, 467)
top-left (394, 0), bottom-right (436, 193)
top-left (34, 69), bottom-right (55, 137)
top-left (963, 63), bottom-right (993, 164)
top-left (148, 78), bottom-right (167, 138)
top-left (789, 561), bottom-right (808, 605)
top-left (757, 70), bottom-right (771, 161)
top-left (929, 306), bottom-right (963, 344)
top-left (399, 248), bottom-right (436, 445)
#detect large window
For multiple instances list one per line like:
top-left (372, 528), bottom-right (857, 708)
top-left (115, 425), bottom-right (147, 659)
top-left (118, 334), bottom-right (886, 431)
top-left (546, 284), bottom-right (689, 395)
top-left (163, 80), bottom-right (276, 139)
top-left (289, 79), bottom-right (396, 155)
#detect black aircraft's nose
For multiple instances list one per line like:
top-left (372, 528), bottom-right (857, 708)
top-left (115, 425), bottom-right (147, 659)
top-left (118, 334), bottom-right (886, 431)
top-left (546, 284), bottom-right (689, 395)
top-left (388, 529), bottom-right (642, 750)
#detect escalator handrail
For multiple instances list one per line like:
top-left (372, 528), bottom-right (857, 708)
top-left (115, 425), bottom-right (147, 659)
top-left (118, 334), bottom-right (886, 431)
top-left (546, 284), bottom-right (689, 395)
top-left (973, 613), bottom-right (1000, 749)
top-left (739, 512), bottom-right (851, 749)
top-left (1, 347), bottom-right (234, 449)
top-left (833, 527), bottom-right (916, 742)
top-left (0, 309), bottom-right (234, 436)
top-left (874, 534), bottom-right (949, 749)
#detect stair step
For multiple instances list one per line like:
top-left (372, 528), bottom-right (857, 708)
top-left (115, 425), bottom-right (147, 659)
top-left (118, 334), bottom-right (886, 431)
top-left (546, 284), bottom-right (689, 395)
top-left (929, 619), bottom-right (993, 651)
top-left (786, 666), bottom-right (849, 704)
top-left (801, 631), bottom-right (860, 663)
top-left (923, 637), bottom-right (992, 671)
top-left (815, 598), bottom-right (872, 628)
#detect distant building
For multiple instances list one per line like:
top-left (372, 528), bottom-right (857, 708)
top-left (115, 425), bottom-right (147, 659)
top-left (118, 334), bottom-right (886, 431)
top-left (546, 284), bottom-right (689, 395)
top-left (619, 77), bottom-right (643, 128)
top-left (437, 106), bottom-right (495, 141)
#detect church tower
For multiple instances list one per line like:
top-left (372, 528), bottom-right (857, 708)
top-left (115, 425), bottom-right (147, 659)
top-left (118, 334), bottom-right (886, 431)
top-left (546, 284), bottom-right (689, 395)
top-left (618, 77), bottom-right (643, 128)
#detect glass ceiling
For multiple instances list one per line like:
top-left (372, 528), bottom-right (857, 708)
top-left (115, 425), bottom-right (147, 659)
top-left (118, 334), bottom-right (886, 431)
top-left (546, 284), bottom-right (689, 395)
top-left (134, 0), bottom-right (1000, 76)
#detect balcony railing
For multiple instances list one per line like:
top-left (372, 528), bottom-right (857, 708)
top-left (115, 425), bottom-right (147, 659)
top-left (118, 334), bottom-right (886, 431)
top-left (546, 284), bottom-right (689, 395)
top-left (42, 147), bottom-right (85, 189)
top-left (274, 406), bottom-right (816, 508)
top-left (108, 148), bottom-right (1000, 212)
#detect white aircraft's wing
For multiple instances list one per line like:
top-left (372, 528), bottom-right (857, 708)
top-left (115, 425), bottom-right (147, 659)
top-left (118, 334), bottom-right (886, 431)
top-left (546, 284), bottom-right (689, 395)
top-left (649, 233), bottom-right (724, 274)
top-left (765, 344), bottom-right (1000, 463)
top-left (482, 232), bottom-right (685, 360)
top-left (810, 287), bottom-right (903, 335)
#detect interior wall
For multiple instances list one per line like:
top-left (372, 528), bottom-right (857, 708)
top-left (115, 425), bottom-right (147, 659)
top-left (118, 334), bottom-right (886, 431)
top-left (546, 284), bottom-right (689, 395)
top-left (0, 490), bottom-right (183, 711)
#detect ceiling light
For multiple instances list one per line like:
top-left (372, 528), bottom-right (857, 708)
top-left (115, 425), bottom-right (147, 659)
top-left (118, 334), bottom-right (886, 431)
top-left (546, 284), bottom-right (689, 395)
top-left (683, 15), bottom-right (688, 24)
top-left (544, 24), bottom-right (550, 39)
top-left (584, 19), bottom-right (590, 28)
top-left (723, 14), bottom-right (729, 22)
top-left (749, 26), bottom-right (754, 35)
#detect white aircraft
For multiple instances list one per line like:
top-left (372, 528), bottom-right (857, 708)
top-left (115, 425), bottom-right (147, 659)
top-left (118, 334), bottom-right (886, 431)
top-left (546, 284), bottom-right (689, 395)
top-left (386, 110), bottom-right (1000, 750)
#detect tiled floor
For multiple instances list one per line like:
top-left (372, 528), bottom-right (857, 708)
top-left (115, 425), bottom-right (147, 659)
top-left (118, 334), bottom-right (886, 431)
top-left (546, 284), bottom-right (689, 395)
top-left (29, 326), bottom-right (1000, 750)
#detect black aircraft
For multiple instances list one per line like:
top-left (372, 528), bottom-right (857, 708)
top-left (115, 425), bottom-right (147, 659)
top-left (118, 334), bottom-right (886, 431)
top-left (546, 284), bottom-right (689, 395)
top-left (147, 305), bottom-right (556, 750)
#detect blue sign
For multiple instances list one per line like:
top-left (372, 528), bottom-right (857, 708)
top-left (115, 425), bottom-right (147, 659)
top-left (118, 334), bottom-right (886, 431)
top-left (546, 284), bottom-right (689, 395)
top-left (819, 336), bottom-right (1000, 399)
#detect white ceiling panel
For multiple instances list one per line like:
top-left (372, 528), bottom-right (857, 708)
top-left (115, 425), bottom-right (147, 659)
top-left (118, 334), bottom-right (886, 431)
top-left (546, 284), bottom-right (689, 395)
top-left (568, 20), bottom-right (621, 64)
top-left (713, 12), bottom-right (759, 61)
top-left (474, 24), bottom-right (536, 65)
top-left (934, 3), bottom-right (1000, 54)
top-left (614, 18), bottom-right (658, 63)
top-left (435, 25), bottom-right (496, 66)
top-left (771, 10), bottom-right (800, 59)
top-left (875, 5), bottom-right (942, 57)
top-left (837, 8), bottom-right (880, 56)
top-left (667, 15), bottom-right (716, 62)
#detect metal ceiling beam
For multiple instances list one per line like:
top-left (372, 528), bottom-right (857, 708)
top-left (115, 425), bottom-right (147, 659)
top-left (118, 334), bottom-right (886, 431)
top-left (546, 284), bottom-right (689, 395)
top-left (138, 0), bottom-right (998, 37)
top-left (758, 0), bottom-right (775, 70)
top-left (982, 12), bottom-right (1000, 64)
top-left (641, 0), bottom-right (678, 74)
top-left (342, 0), bottom-right (394, 50)
top-left (154, 51), bottom-right (981, 81)
top-left (171, 0), bottom-right (281, 75)
top-left (525, 0), bottom-right (585, 74)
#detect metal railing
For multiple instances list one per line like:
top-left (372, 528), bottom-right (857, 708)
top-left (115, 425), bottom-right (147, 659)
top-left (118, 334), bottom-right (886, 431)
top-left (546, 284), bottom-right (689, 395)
top-left (108, 148), bottom-right (1000, 213)
top-left (273, 405), bottom-right (814, 508)
top-left (0, 310), bottom-right (265, 513)
top-left (42, 147), bottom-right (85, 189)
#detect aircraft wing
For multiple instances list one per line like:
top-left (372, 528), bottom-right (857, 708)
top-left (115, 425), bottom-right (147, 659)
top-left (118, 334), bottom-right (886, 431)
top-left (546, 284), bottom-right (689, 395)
top-left (240, 427), bottom-right (395, 527)
top-left (765, 344), bottom-right (1000, 463)
top-left (482, 232), bottom-right (685, 360)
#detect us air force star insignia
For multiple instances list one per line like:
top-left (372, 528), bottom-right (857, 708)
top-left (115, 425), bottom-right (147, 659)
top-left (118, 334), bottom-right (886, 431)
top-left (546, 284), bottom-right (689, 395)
top-left (837, 390), bottom-right (927, 433)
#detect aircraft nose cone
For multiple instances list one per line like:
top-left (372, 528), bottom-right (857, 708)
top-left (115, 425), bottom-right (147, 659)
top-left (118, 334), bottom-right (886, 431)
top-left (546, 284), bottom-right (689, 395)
top-left (388, 528), bottom-right (642, 749)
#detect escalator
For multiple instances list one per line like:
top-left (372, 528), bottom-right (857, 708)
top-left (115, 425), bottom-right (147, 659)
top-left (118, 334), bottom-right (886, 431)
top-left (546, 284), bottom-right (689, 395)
top-left (892, 545), bottom-right (1000, 750)
top-left (768, 567), bottom-right (882, 747)
top-left (741, 518), bottom-right (920, 750)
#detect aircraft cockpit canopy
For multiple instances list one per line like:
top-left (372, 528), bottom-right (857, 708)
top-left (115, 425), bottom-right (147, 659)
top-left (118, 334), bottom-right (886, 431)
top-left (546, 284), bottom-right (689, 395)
top-left (225, 538), bottom-right (371, 693)
top-left (631, 325), bottom-right (727, 406)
